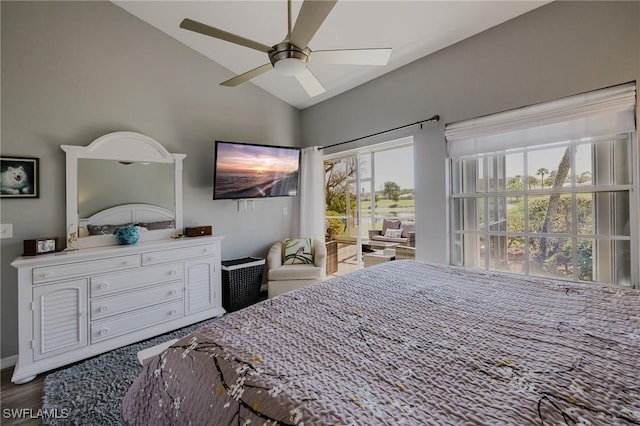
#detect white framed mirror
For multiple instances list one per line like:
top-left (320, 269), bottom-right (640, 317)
top-left (62, 132), bottom-right (185, 249)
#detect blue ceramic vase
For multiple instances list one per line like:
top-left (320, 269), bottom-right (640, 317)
top-left (115, 226), bottom-right (140, 245)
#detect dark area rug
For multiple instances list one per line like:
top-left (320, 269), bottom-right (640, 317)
top-left (42, 319), bottom-right (215, 425)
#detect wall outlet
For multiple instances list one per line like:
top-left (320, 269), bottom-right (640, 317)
top-left (0, 224), bottom-right (13, 239)
top-left (283, 207), bottom-right (288, 216)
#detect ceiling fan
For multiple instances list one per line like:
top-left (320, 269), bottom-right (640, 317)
top-left (179, 0), bottom-right (392, 97)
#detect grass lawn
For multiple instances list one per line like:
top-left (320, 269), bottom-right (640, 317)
top-left (361, 199), bottom-right (415, 209)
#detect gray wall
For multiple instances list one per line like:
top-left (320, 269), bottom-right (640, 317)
top-left (0, 1), bottom-right (300, 360)
top-left (301, 1), bottom-right (640, 265)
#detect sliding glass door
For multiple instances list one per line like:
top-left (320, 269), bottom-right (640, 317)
top-left (324, 137), bottom-right (414, 274)
top-left (324, 154), bottom-right (361, 274)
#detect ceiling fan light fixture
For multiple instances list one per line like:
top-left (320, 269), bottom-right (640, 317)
top-left (269, 42), bottom-right (309, 76)
top-left (273, 57), bottom-right (307, 76)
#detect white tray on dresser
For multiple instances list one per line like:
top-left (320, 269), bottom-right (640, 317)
top-left (10, 235), bottom-right (225, 384)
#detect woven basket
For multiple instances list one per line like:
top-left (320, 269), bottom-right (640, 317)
top-left (221, 257), bottom-right (265, 312)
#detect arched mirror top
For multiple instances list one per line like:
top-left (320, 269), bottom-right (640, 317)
top-left (62, 132), bottom-right (185, 249)
top-left (64, 131), bottom-right (177, 162)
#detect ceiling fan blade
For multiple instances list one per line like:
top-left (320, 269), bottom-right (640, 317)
top-left (220, 63), bottom-right (273, 87)
top-left (289, 0), bottom-right (337, 48)
top-left (310, 48), bottom-right (392, 66)
top-left (180, 18), bottom-right (272, 53)
top-left (295, 68), bottom-right (325, 97)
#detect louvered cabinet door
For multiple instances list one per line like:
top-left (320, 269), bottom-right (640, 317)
top-left (184, 258), bottom-right (217, 314)
top-left (33, 280), bottom-right (88, 361)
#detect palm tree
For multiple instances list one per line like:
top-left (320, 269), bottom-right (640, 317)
top-left (536, 167), bottom-right (549, 189)
top-left (537, 149), bottom-right (571, 266)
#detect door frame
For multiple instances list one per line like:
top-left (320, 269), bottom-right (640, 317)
top-left (323, 136), bottom-right (414, 271)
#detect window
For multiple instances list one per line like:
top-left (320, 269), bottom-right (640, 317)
top-left (446, 84), bottom-right (637, 287)
top-left (324, 137), bottom-right (414, 274)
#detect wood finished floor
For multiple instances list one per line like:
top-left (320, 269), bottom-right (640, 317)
top-left (0, 368), bottom-right (43, 426)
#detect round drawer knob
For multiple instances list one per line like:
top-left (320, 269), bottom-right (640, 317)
top-left (169, 309), bottom-right (177, 316)
top-left (100, 306), bottom-right (108, 313)
top-left (99, 283), bottom-right (108, 289)
top-left (169, 270), bottom-right (177, 276)
top-left (99, 328), bottom-right (109, 336)
top-left (170, 290), bottom-right (177, 296)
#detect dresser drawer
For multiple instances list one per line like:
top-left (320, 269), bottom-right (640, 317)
top-left (90, 263), bottom-right (182, 297)
top-left (90, 301), bottom-right (184, 344)
top-left (142, 243), bottom-right (218, 266)
top-left (90, 282), bottom-right (182, 321)
top-left (33, 255), bottom-right (140, 284)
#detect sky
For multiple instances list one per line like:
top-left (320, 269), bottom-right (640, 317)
top-left (505, 144), bottom-right (591, 179)
top-left (329, 144), bottom-right (415, 191)
top-left (371, 145), bottom-right (414, 190)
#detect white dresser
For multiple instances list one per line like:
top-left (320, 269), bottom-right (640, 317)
top-left (10, 236), bottom-right (225, 384)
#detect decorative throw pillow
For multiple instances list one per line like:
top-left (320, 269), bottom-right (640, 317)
top-left (282, 238), bottom-right (314, 264)
top-left (383, 229), bottom-right (403, 239)
top-left (136, 220), bottom-right (175, 230)
top-left (87, 224), bottom-right (129, 235)
top-left (382, 218), bottom-right (401, 235)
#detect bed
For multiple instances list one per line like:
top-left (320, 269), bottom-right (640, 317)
top-left (122, 260), bottom-right (640, 425)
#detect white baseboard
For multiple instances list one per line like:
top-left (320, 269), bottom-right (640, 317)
top-left (1, 355), bottom-right (17, 371)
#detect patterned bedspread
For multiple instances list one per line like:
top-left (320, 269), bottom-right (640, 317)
top-left (122, 261), bottom-right (640, 425)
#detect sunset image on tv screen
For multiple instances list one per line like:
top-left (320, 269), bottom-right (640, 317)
top-left (214, 142), bottom-right (300, 199)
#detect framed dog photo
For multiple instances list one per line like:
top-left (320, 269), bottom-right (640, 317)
top-left (1, 156), bottom-right (39, 198)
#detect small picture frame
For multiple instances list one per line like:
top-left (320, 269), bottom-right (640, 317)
top-left (24, 237), bottom-right (58, 256)
top-left (1, 156), bottom-right (39, 198)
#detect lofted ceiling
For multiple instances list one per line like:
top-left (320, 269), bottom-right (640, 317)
top-left (114, 1), bottom-right (550, 110)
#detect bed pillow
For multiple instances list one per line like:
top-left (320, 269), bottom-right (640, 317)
top-left (383, 229), bottom-right (403, 239)
top-left (136, 220), bottom-right (175, 230)
top-left (282, 238), bottom-right (314, 264)
top-left (87, 224), bottom-right (130, 236)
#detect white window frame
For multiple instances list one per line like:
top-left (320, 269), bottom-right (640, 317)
top-left (449, 135), bottom-right (637, 287)
top-left (446, 83), bottom-right (638, 288)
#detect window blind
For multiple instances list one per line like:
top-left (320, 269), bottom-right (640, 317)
top-left (446, 83), bottom-right (636, 157)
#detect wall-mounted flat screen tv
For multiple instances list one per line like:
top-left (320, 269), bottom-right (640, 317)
top-left (213, 141), bottom-right (301, 200)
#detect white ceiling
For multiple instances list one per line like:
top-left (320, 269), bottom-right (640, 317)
top-left (114, 1), bottom-right (549, 110)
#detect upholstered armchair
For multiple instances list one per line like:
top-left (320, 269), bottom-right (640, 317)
top-left (267, 238), bottom-right (327, 298)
